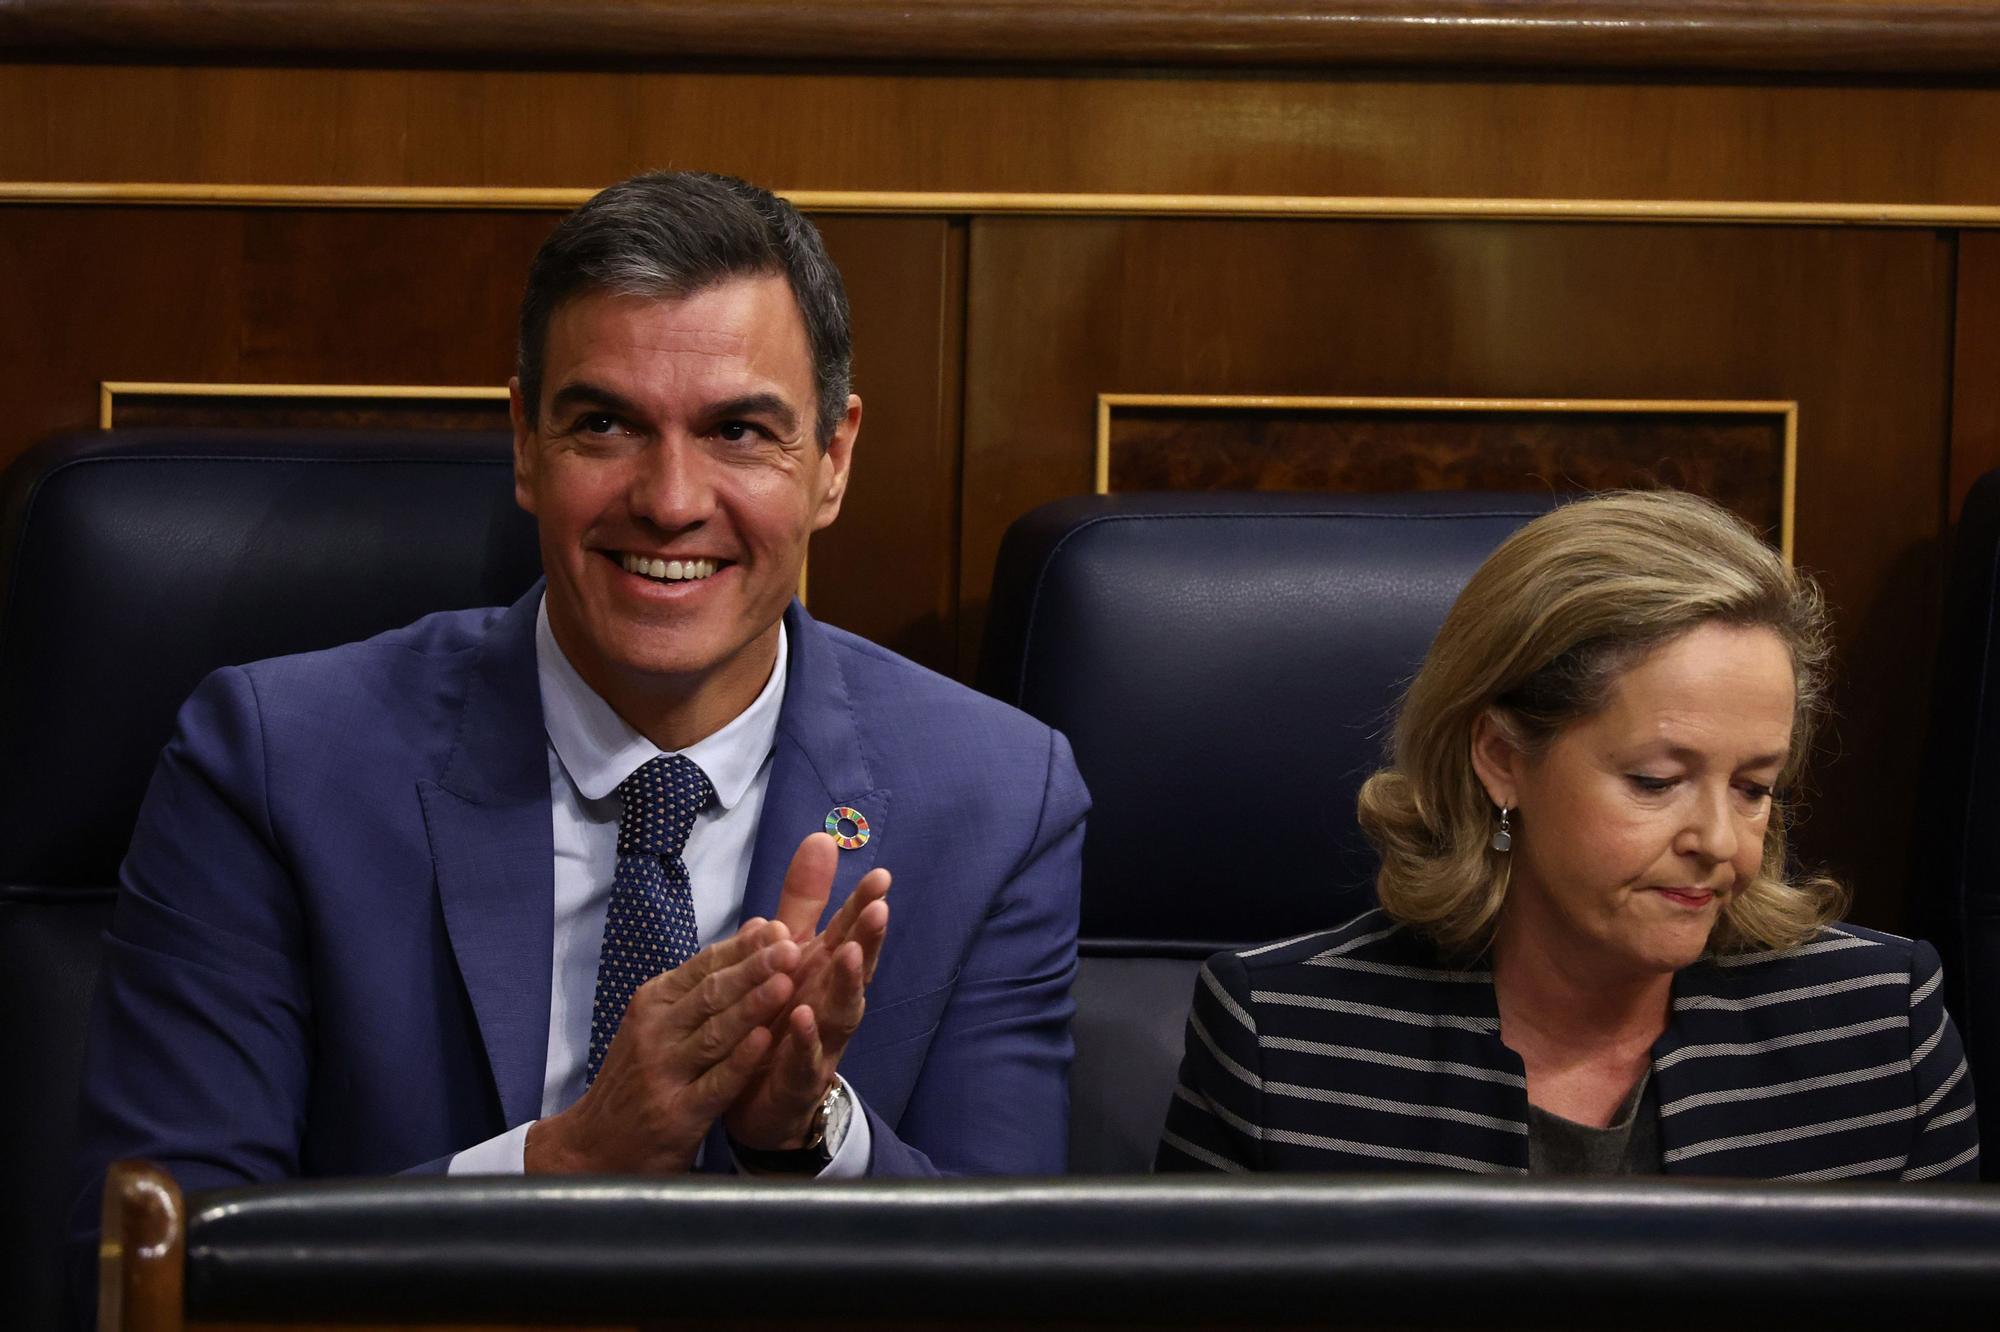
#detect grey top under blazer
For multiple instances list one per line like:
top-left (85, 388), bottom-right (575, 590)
top-left (1158, 909), bottom-right (1980, 1181)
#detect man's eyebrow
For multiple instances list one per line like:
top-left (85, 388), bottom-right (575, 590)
top-left (708, 392), bottom-right (801, 435)
top-left (546, 381), bottom-right (645, 421)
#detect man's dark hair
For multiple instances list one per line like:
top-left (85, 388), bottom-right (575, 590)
top-left (517, 171), bottom-right (853, 446)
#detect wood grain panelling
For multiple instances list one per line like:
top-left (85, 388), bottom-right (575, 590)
top-left (8, 1), bottom-right (1999, 73)
top-left (962, 217), bottom-right (1952, 926)
top-left (1951, 232), bottom-right (2000, 522)
top-left (0, 208), bottom-right (552, 462)
top-left (1104, 404), bottom-right (1788, 541)
top-left (799, 216), bottom-right (964, 672)
top-left (0, 207), bottom-right (960, 670)
top-left (8, 65), bottom-right (2000, 207)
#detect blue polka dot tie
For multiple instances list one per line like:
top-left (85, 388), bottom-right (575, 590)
top-left (585, 754), bottom-right (715, 1085)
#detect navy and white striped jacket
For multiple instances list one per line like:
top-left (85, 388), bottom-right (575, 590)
top-left (1157, 909), bottom-right (1979, 1180)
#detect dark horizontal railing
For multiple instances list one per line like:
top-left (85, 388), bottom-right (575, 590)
top-left (5, 1), bottom-right (2000, 75)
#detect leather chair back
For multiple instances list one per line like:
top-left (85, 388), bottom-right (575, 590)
top-left (115, 1167), bottom-right (2000, 1330)
top-left (1915, 467), bottom-right (2000, 1180)
top-left (0, 430), bottom-right (541, 1329)
top-left (979, 491), bottom-right (1555, 1172)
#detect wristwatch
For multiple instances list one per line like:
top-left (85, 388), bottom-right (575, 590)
top-left (730, 1080), bottom-right (851, 1175)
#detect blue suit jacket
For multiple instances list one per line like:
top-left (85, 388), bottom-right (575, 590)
top-left (69, 590), bottom-right (1085, 1252)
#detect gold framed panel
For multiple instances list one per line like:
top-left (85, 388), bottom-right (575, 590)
top-left (98, 380), bottom-right (511, 430)
top-left (1094, 393), bottom-right (1799, 560)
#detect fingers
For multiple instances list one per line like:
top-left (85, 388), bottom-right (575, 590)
top-left (769, 1006), bottom-right (832, 1109)
top-left (774, 833), bottom-right (838, 940)
top-left (652, 916), bottom-right (790, 1002)
top-left (812, 939), bottom-right (870, 1059)
top-left (778, 872), bottom-right (890, 1020)
top-left (681, 1023), bottom-right (779, 1123)
top-left (850, 895), bottom-right (889, 985)
top-left (803, 868), bottom-right (891, 961)
top-left (661, 938), bottom-right (799, 1047)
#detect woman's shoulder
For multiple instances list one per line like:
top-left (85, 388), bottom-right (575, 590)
top-left (1682, 922), bottom-right (1940, 1007)
top-left (1203, 908), bottom-right (1485, 991)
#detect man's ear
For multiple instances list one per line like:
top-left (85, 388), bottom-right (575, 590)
top-left (509, 377), bottom-right (537, 515)
top-left (1469, 709), bottom-right (1523, 811)
top-left (811, 394), bottom-right (862, 532)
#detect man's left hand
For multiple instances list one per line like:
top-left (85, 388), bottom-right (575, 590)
top-left (723, 832), bottom-right (890, 1150)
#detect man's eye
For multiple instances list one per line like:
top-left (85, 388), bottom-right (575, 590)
top-left (576, 414), bottom-right (622, 435)
top-left (717, 421), bottom-right (764, 443)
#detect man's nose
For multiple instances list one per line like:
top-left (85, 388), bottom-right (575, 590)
top-left (626, 436), bottom-right (715, 532)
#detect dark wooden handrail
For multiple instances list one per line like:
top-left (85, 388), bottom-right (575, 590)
top-left (4, 1), bottom-right (2000, 75)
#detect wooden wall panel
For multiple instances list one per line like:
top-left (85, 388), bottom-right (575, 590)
top-left (801, 215), bottom-right (965, 671)
top-left (0, 207), bottom-right (961, 671)
top-left (8, 65), bottom-right (2000, 207)
top-left (1951, 232), bottom-right (2000, 521)
top-left (962, 217), bottom-right (1953, 926)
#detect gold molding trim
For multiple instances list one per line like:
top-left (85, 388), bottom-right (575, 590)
top-left (96, 379), bottom-right (813, 600)
top-left (1095, 393), bottom-right (1799, 560)
top-left (12, 183), bottom-right (2000, 227)
top-left (99, 380), bottom-right (509, 429)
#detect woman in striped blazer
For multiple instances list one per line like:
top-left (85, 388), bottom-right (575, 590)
top-left (1158, 491), bottom-right (1978, 1180)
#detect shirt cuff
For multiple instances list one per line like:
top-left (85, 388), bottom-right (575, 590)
top-left (447, 1120), bottom-right (533, 1175)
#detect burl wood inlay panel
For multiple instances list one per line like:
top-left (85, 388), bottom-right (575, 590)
top-left (107, 392), bottom-right (511, 433)
top-left (1104, 404), bottom-right (1787, 544)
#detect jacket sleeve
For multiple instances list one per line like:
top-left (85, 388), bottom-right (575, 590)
top-left (1155, 950), bottom-right (1265, 1172)
top-left (65, 667), bottom-right (320, 1316)
top-left (1901, 939), bottom-right (1981, 1181)
top-left (861, 726), bottom-right (1087, 1177)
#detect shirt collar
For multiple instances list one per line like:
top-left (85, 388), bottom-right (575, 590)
top-left (535, 594), bottom-right (786, 811)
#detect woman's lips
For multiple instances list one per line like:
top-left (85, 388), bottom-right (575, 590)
top-left (1654, 887), bottom-right (1717, 909)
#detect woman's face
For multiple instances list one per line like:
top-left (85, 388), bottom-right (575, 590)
top-left (1474, 622), bottom-right (1796, 983)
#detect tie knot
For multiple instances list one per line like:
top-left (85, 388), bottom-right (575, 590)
top-left (615, 754), bottom-right (714, 859)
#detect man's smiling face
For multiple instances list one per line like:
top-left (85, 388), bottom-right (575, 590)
top-left (512, 275), bottom-right (859, 744)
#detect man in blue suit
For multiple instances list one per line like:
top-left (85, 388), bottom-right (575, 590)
top-left (69, 171), bottom-right (1085, 1252)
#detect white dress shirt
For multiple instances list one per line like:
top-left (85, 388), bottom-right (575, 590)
top-left (449, 596), bottom-right (868, 1175)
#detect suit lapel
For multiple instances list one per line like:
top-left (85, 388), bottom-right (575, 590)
top-left (743, 602), bottom-right (890, 931)
top-left (418, 587), bottom-right (555, 1129)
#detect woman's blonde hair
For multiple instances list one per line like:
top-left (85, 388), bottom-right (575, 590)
top-left (1356, 489), bottom-right (1844, 958)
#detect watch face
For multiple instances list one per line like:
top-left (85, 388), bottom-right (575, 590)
top-left (819, 1081), bottom-right (854, 1152)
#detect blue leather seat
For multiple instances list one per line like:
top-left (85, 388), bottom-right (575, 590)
top-left (978, 491), bottom-right (1556, 1172)
top-left (0, 430), bottom-right (541, 1328)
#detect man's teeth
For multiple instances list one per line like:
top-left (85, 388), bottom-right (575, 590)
top-left (620, 553), bottom-right (719, 582)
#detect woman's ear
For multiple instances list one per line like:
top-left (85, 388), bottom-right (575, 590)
top-left (1469, 710), bottom-right (1522, 811)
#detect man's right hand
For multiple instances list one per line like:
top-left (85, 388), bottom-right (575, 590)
top-left (525, 918), bottom-right (803, 1174)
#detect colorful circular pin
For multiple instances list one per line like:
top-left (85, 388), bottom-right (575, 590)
top-left (824, 806), bottom-right (870, 849)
